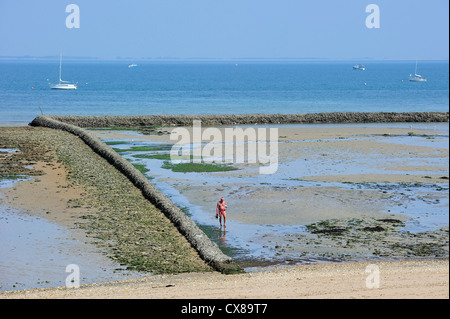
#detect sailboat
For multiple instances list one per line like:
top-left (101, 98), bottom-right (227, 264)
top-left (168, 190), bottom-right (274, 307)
top-left (409, 60), bottom-right (427, 82)
top-left (48, 53), bottom-right (78, 89)
top-left (353, 64), bottom-right (365, 71)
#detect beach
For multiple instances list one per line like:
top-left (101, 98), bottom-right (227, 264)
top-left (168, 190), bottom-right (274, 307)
top-left (0, 120), bottom-right (448, 298)
top-left (2, 260), bottom-right (448, 299)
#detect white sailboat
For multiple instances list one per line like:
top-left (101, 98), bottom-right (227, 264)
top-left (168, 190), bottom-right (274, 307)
top-left (409, 60), bottom-right (427, 82)
top-left (48, 53), bottom-right (77, 89)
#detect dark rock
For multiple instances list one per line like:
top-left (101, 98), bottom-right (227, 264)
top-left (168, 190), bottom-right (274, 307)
top-left (363, 226), bottom-right (385, 232)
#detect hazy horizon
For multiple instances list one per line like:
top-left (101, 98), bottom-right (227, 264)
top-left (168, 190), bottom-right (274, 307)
top-left (1, 55), bottom-right (448, 62)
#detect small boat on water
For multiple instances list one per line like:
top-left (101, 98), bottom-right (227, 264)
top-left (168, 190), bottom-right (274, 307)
top-left (128, 63), bottom-right (138, 68)
top-left (353, 64), bottom-right (365, 71)
top-left (409, 61), bottom-right (427, 82)
top-left (48, 53), bottom-right (77, 90)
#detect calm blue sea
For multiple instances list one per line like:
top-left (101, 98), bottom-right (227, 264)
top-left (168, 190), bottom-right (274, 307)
top-left (0, 60), bottom-right (448, 124)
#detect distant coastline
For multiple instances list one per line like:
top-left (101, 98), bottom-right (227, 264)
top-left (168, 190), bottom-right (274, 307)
top-left (1, 56), bottom-right (449, 62)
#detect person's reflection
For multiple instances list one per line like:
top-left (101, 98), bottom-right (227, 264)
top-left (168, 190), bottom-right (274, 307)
top-left (218, 228), bottom-right (226, 246)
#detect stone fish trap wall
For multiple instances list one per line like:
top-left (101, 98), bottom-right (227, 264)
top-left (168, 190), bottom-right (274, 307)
top-left (30, 115), bottom-right (242, 274)
top-left (44, 112), bottom-right (448, 128)
top-left (30, 112), bottom-right (448, 273)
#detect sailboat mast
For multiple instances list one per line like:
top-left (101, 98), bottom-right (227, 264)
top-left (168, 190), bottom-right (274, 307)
top-left (59, 52), bottom-right (63, 83)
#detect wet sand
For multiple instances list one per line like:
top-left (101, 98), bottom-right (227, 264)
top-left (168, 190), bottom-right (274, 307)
top-left (0, 126), bottom-right (211, 291)
top-left (95, 123), bottom-right (449, 262)
top-left (0, 123), bottom-right (448, 298)
top-left (0, 161), bottom-right (86, 227)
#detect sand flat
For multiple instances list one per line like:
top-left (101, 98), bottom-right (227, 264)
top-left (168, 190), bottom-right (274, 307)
top-left (93, 123), bottom-right (448, 263)
top-left (1, 123), bottom-right (448, 297)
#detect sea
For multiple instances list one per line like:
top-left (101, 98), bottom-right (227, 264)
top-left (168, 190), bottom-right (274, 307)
top-left (0, 60), bottom-right (448, 124)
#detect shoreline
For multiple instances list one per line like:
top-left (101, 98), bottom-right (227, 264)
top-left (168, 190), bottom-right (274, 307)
top-left (1, 119), bottom-right (449, 297)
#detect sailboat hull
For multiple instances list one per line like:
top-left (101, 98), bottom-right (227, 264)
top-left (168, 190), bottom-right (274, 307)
top-left (49, 83), bottom-right (77, 90)
top-left (409, 77), bottom-right (427, 82)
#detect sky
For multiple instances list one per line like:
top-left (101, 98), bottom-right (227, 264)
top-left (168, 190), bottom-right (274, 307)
top-left (0, 0), bottom-right (448, 60)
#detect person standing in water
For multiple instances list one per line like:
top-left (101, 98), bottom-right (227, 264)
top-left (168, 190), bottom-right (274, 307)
top-left (216, 197), bottom-right (227, 228)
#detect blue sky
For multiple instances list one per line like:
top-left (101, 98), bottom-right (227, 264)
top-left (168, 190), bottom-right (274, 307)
top-left (0, 0), bottom-right (448, 60)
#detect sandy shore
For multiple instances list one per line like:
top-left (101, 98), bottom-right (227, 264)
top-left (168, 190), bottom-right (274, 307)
top-left (1, 259), bottom-right (448, 299)
top-left (1, 123), bottom-right (448, 298)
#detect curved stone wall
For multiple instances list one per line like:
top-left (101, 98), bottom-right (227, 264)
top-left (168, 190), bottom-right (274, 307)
top-left (30, 115), bottom-right (241, 274)
top-left (30, 111), bottom-right (448, 273)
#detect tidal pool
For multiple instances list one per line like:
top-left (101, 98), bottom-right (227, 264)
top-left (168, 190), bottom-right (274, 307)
top-left (0, 179), bottom-right (147, 291)
top-left (95, 123), bottom-right (449, 264)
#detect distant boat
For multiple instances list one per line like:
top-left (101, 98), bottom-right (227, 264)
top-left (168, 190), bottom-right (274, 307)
top-left (48, 53), bottom-right (77, 90)
top-left (409, 61), bottom-right (427, 82)
top-left (353, 64), bottom-right (365, 71)
top-left (128, 63), bottom-right (138, 68)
